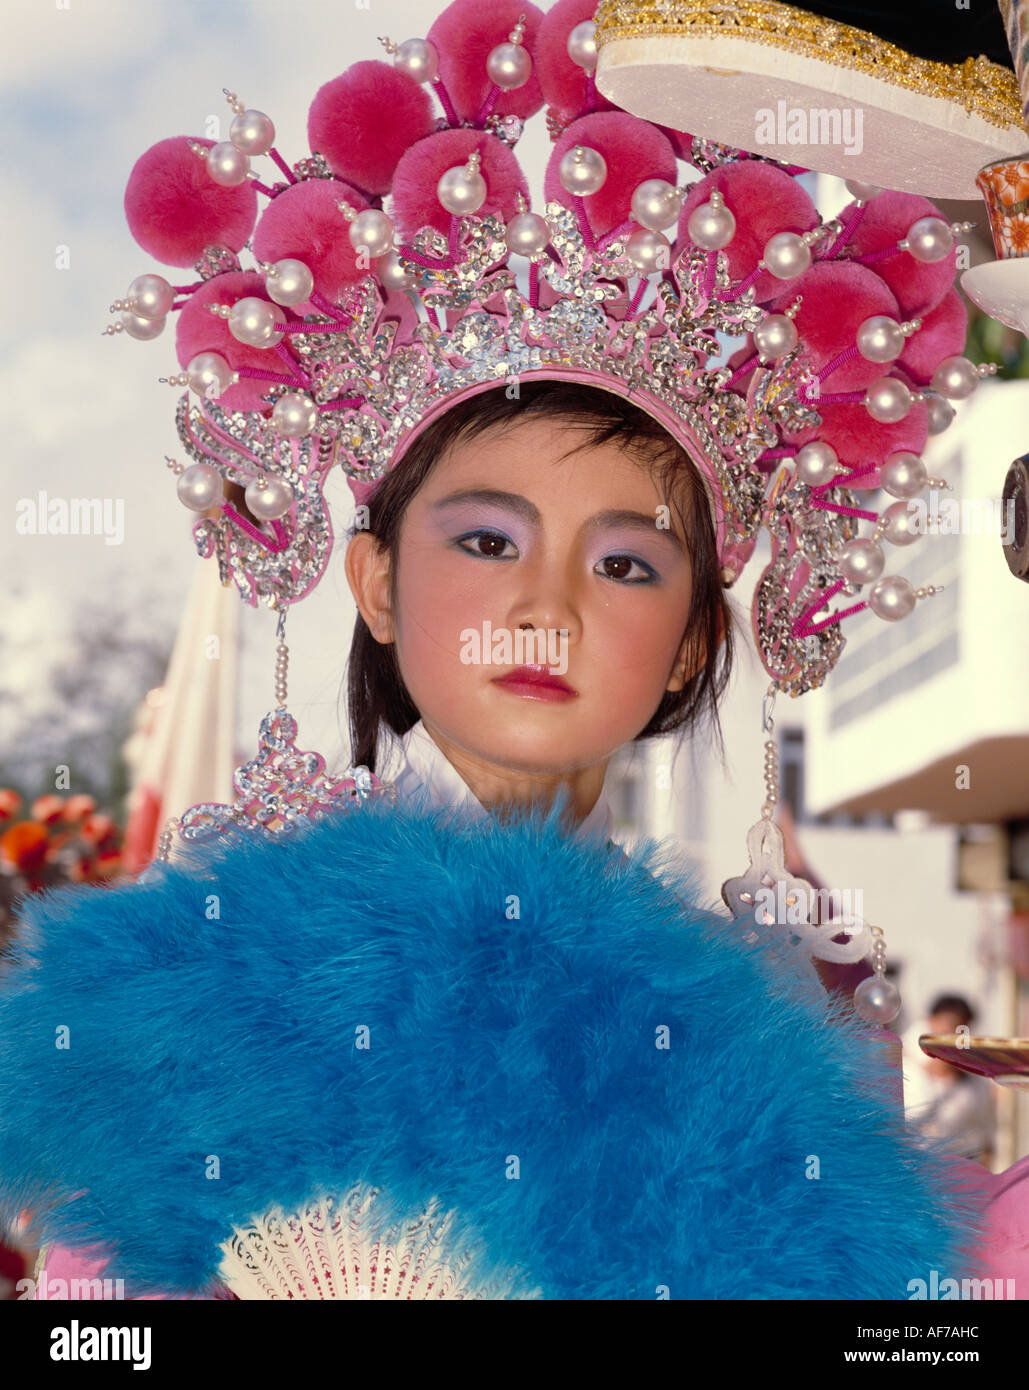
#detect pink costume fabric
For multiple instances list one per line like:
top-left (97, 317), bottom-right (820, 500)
top-left (34, 1243), bottom-right (221, 1301)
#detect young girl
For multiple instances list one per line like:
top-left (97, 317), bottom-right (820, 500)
top-left (344, 379), bottom-right (730, 829)
top-left (0, 0), bottom-right (1012, 1301)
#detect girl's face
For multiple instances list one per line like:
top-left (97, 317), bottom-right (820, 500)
top-left (347, 414), bottom-right (704, 810)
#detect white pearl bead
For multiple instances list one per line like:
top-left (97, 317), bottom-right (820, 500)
top-left (228, 297), bottom-right (284, 347)
top-left (394, 38), bottom-right (439, 83)
top-left (752, 313), bottom-right (798, 361)
top-left (853, 975), bottom-right (901, 1024)
top-left (558, 145), bottom-right (607, 196)
top-left (906, 217), bottom-right (954, 263)
top-left (119, 309), bottom-right (166, 341)
top-left (379, 251), bottom-right (412, 290)
top-left (882, 499), bottom-right (920, 545)
top-left (265, 258), bottom-right (314, 307)
top-left (856, 315), bottom-right (904, 363)
top-left (245, 475), bottom-right (294, 521)
top-left (865, 377), bottom-right (911, 423)
top-left (868, 574), bottom-right (916, 621)
top-left (844, 179), bottom-right (882, 202)
top-left (626, 226), bottom-right (670, 274)
top-left (838, 537), bottom-right (885, 585)
top-left (931, 354), bottom-right (978, 400)
top-left (795, 441), bottom-right (840, 487)
top-left (177, 463), bottom-right (222, 511)
top-left (687, 200), bottom-right (736, 250)
top-left (437, 162), bottom-right (487, 215)
top-left (630, 179), bottom-right (680, 231)
top-left (486, 41), bottom-right (532, 90)
top-left (925, 393), bottom-right (956, 435)
top-left (127, 273), bottom-right (174, 320)
top-left (762, 231), bottom-right (811, 280)
top-left (880, 452), bottom-right (927, 498)
top-left (206, 140), bottom-right (250, 187)
top-left (567, 20), bottom-right (598, 70)
top-left (505, 211), bottom-right (551, 256)
top-left (229, 109), bottom-right (275, 157)
top-left (272, 392), bottom-right (319, 438)
top-left (186, 351), bottom-right (235, 401)
top-left (348, 208), bottom-right (395, 258)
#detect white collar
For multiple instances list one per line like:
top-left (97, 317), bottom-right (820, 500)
top-left (376, 720), bottom-right (616, 846)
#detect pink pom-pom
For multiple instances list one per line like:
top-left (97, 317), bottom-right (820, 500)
top-left (781, 398), bottom-right (929, 479)
top-left (175, 270), bottom-right (286, 414)
top-left (678, 162), bottom-right (817, 303)
top-left (390, 130), bottom-right (527, 240)
top-left (427, 0), bottom-right (546, 122)
top-left (544, 113), bottom-right (677, 237)
top-left (772, 262), bottom-right (900, 392)
top-left (535, 0), bottom-right (615, 125)
top-left (899, 288), bottom-right (967, 383)
top-left (657, 125), bottom-right (695, 161)
top-left (124, 136), bottom-right (257, 269)
top-left (845, 191), bottom-right (956, 319)
top-left (307, 61), bottom-right (435, 197)
top-left (251, 179), bottom-right (369, 301)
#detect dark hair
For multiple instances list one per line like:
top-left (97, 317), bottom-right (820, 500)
top-left (928, 994), bottom-right (975, 1027)
top-left (343, 380), bottom-right (738, 772)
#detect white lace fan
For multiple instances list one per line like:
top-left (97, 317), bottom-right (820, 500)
top-left (217, 1184), bottom-right (527, 1300)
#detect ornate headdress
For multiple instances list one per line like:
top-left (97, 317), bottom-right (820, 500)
top-left (105, 0), bottom-right (988, 845)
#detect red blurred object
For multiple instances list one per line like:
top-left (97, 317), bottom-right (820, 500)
top-left (1, 821), bottom-right (50, 874)
top-left (63, 853), bottom-right (93, 884)
top-left (63, 847), bottom-right (123, 885)
top-left (91, 847), bottom-right (124, 880)
top-left (0, 797), bottom-right (127, 923)
top-left (80, 813), bottom-right (115, 845)
top-left (0, 790), bottom-right (21, 824)
top-left (61, 794), bottom-right (97, 824)
top-left (122, 785), bottom-right (162, 877)
top-left (1009, 911), bottom-right (1029, 982)
top-left (0, 1231), bottom-right (27, 1301)
top-left (31, 795), bottom-right (64, 825)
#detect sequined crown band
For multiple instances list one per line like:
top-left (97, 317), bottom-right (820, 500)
top-left (105, 0), bottom-right (989, 699)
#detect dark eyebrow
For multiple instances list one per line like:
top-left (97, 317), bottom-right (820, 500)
top-left (431, 490), bottom-right (687, 552)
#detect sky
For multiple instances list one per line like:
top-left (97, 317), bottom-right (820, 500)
top-left (2, 0), bottom-right (548, 781)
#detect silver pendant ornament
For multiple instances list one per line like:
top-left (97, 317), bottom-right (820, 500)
top-left (721, 683), bottom-right (901, 1023)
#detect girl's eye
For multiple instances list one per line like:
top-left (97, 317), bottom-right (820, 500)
top-left (454, 530), bottom-right (517, 559)
top-left (596, 554), bottom-right (657, 584)
top-left (453, 533), bottom-right (656, 583)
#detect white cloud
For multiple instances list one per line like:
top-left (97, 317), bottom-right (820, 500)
top-left (2, 0), bottom-right (177, 93)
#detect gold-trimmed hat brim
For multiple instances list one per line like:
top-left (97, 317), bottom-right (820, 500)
top-left (594, 0), bottom-right (1026, 199)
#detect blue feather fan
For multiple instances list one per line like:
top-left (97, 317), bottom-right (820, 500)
top-left (0, 795), bottom-right (982, 1298)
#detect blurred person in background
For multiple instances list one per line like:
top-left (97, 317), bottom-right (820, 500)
top-left (904, 995), bottom-right (996, 1167)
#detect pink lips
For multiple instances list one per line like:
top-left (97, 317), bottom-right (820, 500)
top-left (491, 665), bottom-right (577, 702)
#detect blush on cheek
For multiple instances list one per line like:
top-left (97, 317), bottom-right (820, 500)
top-left (394, 583), bottom-right (477, 683)
top-left (600, 608), bottom-right (683, 675)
